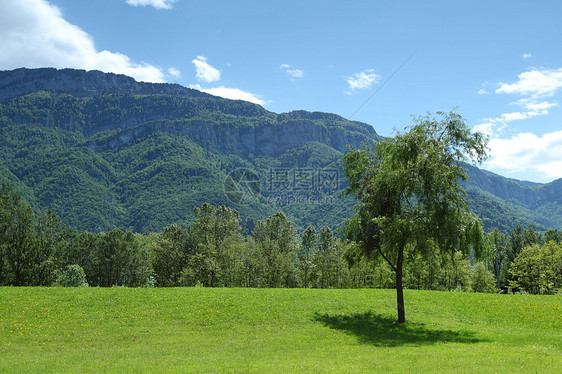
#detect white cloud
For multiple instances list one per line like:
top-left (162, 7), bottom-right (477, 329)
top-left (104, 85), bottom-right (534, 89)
top-left (499, 112), bottom-right (529, 122)
top-left (192, 56), bottom-right (221, 83)
top-left (484, 131), bottom-right (562, 181)
top-left (474, 101), bottom-right (554, 138)
top-left (473, 121), bottom-right (507, 137)
top-left (201, 86), bottom-right (265, 106)
top-left (523, 53), bottom-right (532, 59)
top-left (515, 98), bottom-right (556, 113)
top-left (478, 68), bottom-right (561, 138)
top-left (345, 69), bottom-right (380, 94)
top-left (167, 67), bottom-right (181, 78)
top-left (473, 122), bottom-right (496, 137)
top-left (496, 68), bottom-right (562, 97)
top-left (0, 0), bottom-right (166, 82)
top-left (125, 0), bottom-right (177, 10)
top-left (280, 64), bottom-right (304, 79)
top-left (478, 89), bottom-right (488, 95)
top-left (287, 69), bottom-right (304, 78)
top-left (188, 62), bottom-right (264, 105)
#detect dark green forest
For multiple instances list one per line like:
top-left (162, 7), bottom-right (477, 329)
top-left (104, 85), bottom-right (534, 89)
top-left (1, 184), bottom-right (560, 294)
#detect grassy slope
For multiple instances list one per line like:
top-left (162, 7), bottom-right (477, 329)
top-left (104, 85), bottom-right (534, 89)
top-left (0, 288), bottom-right (560, 373)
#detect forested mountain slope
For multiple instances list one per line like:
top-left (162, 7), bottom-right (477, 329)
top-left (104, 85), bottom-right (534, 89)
top-left (0, 68), bottom-right (560, 233)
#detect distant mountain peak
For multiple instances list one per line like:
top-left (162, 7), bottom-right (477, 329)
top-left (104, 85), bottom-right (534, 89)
top-left (0, 67), bottom-right (211, 103)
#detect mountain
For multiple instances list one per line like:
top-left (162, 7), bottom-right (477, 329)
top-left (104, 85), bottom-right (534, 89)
top-left (0, 68), bottom-right (560, 234)
top-left (462, 164), bottom-right (562, 231)
top-left (0, 67), bottom-right (211, 103)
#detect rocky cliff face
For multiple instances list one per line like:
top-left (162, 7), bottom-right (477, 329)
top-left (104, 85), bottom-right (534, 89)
top-left (87, 116), bottom-right (378, 156)
top-left (0, 68), bottom-right (380, 156)
top-left (0, 68), bottom-right (210, 103)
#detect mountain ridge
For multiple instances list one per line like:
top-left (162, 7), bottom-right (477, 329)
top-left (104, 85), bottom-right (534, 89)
top-left (0, 67), bottom-right (211, 103)
top-left (0, 68), bottom-right (560, 233)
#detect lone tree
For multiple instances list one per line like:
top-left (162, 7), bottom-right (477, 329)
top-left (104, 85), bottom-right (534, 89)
top-left (342, 111), bottom-right (488, 323)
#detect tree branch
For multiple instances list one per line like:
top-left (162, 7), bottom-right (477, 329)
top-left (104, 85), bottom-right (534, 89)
top-left (378, 246), bottom-right (397, 273)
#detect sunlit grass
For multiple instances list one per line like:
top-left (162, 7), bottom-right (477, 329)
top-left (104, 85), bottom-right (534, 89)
top-left (0, 287), bottom-right (560, 373)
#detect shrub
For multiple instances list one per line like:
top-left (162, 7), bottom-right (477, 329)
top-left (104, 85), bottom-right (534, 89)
top-left (55, 264), bottom-right (89, 287)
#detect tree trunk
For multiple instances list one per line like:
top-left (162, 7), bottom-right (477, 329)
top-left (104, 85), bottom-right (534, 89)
top-left (395, 245), bottom-right (405, 323)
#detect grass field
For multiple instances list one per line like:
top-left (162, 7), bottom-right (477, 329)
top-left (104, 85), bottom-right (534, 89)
top-left (0, 287), bottom-right (560, 373)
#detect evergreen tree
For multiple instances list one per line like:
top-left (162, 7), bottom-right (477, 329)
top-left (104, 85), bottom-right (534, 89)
top-left (0, 184), bottom-right (38, 286)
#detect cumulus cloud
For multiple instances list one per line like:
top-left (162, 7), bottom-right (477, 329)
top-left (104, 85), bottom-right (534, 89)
top-left (516, 98), bottom-right (557, 112)
top-left (192, 56), bottom-right (221, 83)
top-left (345, 69), bottom-right (380, 94)
top-left (474, 105), bottom-right (553, 138)
top-left (125, 0), bottom-right (177, 10)
top-left (279, 64), bottom-right (304, 79)
top-left (0, 0), bottom-right (166, 82)
top-left (188, 58), bottom-right (264, 105)
top-left (484, 131), bottom-right (562, 181)
top-left (200, 86), bottom-right (265, 106)
top-left (496, 68), bottom-right (562, 97)
top-left (475, 66), bottom-right (562, 182)
top-left (476, 68), bottom-right (562, 138)
top-left (477, 89), bottom-right (488, 95)
top-left (523, 53), bottom-right (532, 59)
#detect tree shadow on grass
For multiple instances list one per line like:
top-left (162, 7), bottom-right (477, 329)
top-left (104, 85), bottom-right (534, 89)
top-left (313, 311), bottom-right (485, 347)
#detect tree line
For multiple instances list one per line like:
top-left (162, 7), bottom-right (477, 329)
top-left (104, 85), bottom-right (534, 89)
top-left (1, 183), bottom-right (559, 294)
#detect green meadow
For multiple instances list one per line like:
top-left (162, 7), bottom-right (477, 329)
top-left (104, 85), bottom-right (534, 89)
top-left (0, 287), bottom-right (560, 373)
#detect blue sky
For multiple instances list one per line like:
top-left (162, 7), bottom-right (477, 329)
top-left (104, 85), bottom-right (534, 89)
top-left (1, 0), bottom-right (562, 183)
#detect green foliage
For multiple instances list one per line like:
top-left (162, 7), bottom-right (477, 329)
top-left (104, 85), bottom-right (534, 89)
top-left (342, 111), bottom-right (488, 322)
top-left (470, 262), bottom-right (496, 293)
top-left (484, 228), bottom-right (510, 290)
top-left (403, 240), bottom-right (442, 290)
top-left (150, 225), bottom-right (193, 287)
top-left (297, 226), bottom-right (317, 288)
top-left (181, 204), bottom-right (244, 287)
top-left (0, 188), bottom-right (557, 298)
top-left (441, 251), bottom-right (472, 291)
top-left (55, 264), bottom-right (88, 287)
top-left (464, 187), bottom-right (548, 232)
top-left (92, 229), bottom-right (152, 287)
top-left (509, 241), bottom-right (562, 294)
top-left (312, 227), bottom-right (349, 288)
top-left (0, 184), bottom-right (68, 286)
top-left (0, 183), bottom-right (38, 285)
top-left (62, 230), bottom-right (100, 285)
top-left (252, 212), bottom-right (299, 287)
top-left (544, 229), bottom-right (562, 244)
